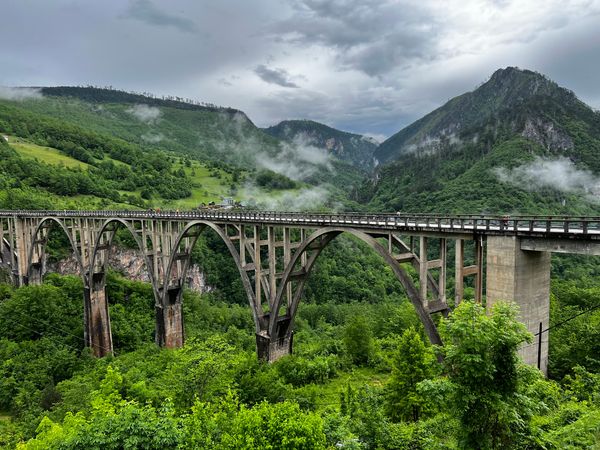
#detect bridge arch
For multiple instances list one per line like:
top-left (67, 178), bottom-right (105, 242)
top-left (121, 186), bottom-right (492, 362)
top-left (86, 218), bottom-right (158, 356)
top-left (270, 227), bottom-right (443, 350)
top-left (26, 217), bottom-right (85, 285)
top-left (163, 220), bottom-right (260, 336)
top-left (89, 218), bottom-right (156, 286)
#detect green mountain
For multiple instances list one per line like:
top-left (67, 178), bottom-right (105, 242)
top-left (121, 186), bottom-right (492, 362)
top-left (363, 67), bottom-right (600, 214)
top-left (0, 87), bottom-right (364, 210)
top-left (263, 119), bottom-right (377, 169)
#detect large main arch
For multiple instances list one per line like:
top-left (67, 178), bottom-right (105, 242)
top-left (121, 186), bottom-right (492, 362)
top-left (266, 228), bottom-right (444, 360)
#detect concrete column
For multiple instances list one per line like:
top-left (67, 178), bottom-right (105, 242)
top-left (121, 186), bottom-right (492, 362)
top-left (156, 286), bottom-right (184, 348)
top-left (455, 239), bottom-right (464, 305)
top-left (14, 217), bottom-right (29, 286)
top-left (84, 271), bottom-right (113, 357)
top-left (486, 236), bottom-right (550, 375)
top-left (256, 316), bottom-right (293, 362)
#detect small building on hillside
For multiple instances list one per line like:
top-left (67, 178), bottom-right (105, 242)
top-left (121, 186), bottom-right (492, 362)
top-left (221, 197), bottom-right (234, 208)
top-left (1, 135), bottom-right (8, 143)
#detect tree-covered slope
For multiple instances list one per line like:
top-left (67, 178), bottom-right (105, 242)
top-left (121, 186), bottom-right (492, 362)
top-left (363, 67), bottom-right (600, 214)
top-left (263, 119), bottom-right (377, 170)
top-left (13, 87), bottom-right (281, 166)
top-left (0, 87), bottom-right (365, 208)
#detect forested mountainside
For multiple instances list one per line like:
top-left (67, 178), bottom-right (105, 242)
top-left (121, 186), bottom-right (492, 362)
top-left (0, 87), bottom-right (364, 211)
top-left (362, 67), bottom-right (600, 215)
top-left (263, 119), bottom-right (378, 170)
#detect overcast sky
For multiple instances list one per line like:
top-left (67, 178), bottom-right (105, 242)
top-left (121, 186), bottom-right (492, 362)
top-left (1, 0), bottom-right (599, 140)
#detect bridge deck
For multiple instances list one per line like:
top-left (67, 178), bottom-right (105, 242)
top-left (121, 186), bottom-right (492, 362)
top-left (2, 210), bottom-right (600, 240)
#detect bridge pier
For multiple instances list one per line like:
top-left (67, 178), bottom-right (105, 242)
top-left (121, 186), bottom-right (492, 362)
top-left (256, 332), bottom-right (293, 362)
top-left (486, 236), bottom-right (550, 375)
top-left (256, 315), bottom-right (293, 362)
top-left (156, 286), bottom-right (184, 348)
top-left (84, 272), bottom-right (113, 357)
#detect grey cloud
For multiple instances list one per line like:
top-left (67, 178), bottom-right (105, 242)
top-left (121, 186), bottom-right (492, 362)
top-left (254, 65), bottom-right (300, 88)
top-left (271, 0), bottom-right (439, 76)
top-left (0, 87), bottom-right (42, 101)
top-left (1, 0), bottom-right (599, 140)
top-left (125, 0), bottom-right (197, 33)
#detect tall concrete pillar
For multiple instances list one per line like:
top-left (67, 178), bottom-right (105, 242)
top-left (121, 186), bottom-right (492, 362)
top-left (256, 316), bottom-right (293, 362)
top-left (156, 286), bottom-right (184, 348)
top-left (486, 236), bottom-right (550, 375)
top-left (84, 271), bottom-right (113, 357)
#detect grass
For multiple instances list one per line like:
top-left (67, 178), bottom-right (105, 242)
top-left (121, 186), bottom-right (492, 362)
top-left (160, 161), bottom-right (238, 208)
top-left (295, 367), bottom-right (390, 412)
top-left (8, 136), bottom-right (91, 170)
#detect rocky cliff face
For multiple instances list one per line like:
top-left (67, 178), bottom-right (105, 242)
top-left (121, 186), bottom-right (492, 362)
top-left (521, 117), bottom-right (574, 152)
top-left (47, 245), bottom-right (212, 294)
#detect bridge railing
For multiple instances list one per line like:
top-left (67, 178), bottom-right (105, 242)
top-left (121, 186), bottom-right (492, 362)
top-left (2, 210), bottom-right (600, 236)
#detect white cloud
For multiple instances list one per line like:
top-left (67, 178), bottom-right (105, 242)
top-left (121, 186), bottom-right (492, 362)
top-left (494, 157), bottom-right (600, 201)
top-left (126, 104), bottom-right (161, 123)
top-left (0, 87), bottom-right (42, 101)
top-left (240, 184), bottom-right (331, 211)
top-left (141, 132), bottom-right (164, 143)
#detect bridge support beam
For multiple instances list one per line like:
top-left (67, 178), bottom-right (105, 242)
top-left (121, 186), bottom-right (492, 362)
top-left (256, 333), bottom-right (293, 362)
top-left (84, 272), bottom-right (113, 357)
top-left (486, 236), bottom-right (550, 375)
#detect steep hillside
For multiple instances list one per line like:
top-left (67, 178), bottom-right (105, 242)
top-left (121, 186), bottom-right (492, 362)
top-left (375, 67), bottom-right (575, 163)
top-left (16, 87), bottom-right (281, 166)
top-left (0, 87), bottom-right (364, 210)
top-left (363, 67), bottom-right (600, 214)
top-left (23, 88), bottom-right (365, 193)
top-left (263, 119), bottom-right (377, 169)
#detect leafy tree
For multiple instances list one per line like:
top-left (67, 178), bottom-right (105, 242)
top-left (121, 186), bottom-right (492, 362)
top-left (424, 301), bottom-right (534, 449)
top-left (385, 327), bottom-right (435, 422)
top-left (343, 315), bottom-right (375, 366)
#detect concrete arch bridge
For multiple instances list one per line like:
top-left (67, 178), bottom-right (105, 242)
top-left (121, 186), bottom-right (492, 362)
top-left (2, 210), bottom-right (600, 374)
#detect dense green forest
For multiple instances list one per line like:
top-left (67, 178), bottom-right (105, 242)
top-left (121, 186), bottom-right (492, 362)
top-left (0, 88), bottom-right (366, 206)
top-left (0, 226), bottom-right (599, 448)
top-left (0, 263), bottom-right (599, 448)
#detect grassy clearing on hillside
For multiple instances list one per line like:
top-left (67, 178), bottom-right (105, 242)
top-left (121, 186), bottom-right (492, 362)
top-left (159, 162), bottom-right (236, 208)
top-left (4, 134), bottom-right (302, 209)
top-left (8, 136), bottom-right (90, 170)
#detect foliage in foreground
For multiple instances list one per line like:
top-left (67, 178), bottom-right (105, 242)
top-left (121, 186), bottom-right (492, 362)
top-left (0, 273), bottom-right (599, 449)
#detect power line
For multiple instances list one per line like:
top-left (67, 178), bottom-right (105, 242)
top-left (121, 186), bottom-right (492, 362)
top-left (534, 302), bottom-right (600, 336)
top-left (9, 308), bottom-right (115, 355)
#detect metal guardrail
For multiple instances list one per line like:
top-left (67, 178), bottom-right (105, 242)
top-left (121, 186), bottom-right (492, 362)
top-left (1, 210), bottom-right (600, 237)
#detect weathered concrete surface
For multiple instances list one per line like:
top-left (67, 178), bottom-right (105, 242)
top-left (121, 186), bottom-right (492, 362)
top-left (486, 236), bottom-right (550, 375)
top-left (521, 238), bottom-right (600, 256)
top-left (85, 272), bottom-right (113, 357)
top-left (256, 332), bottom-right (293, 362)
top-left (158, 287), bottom-right (184, 348)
